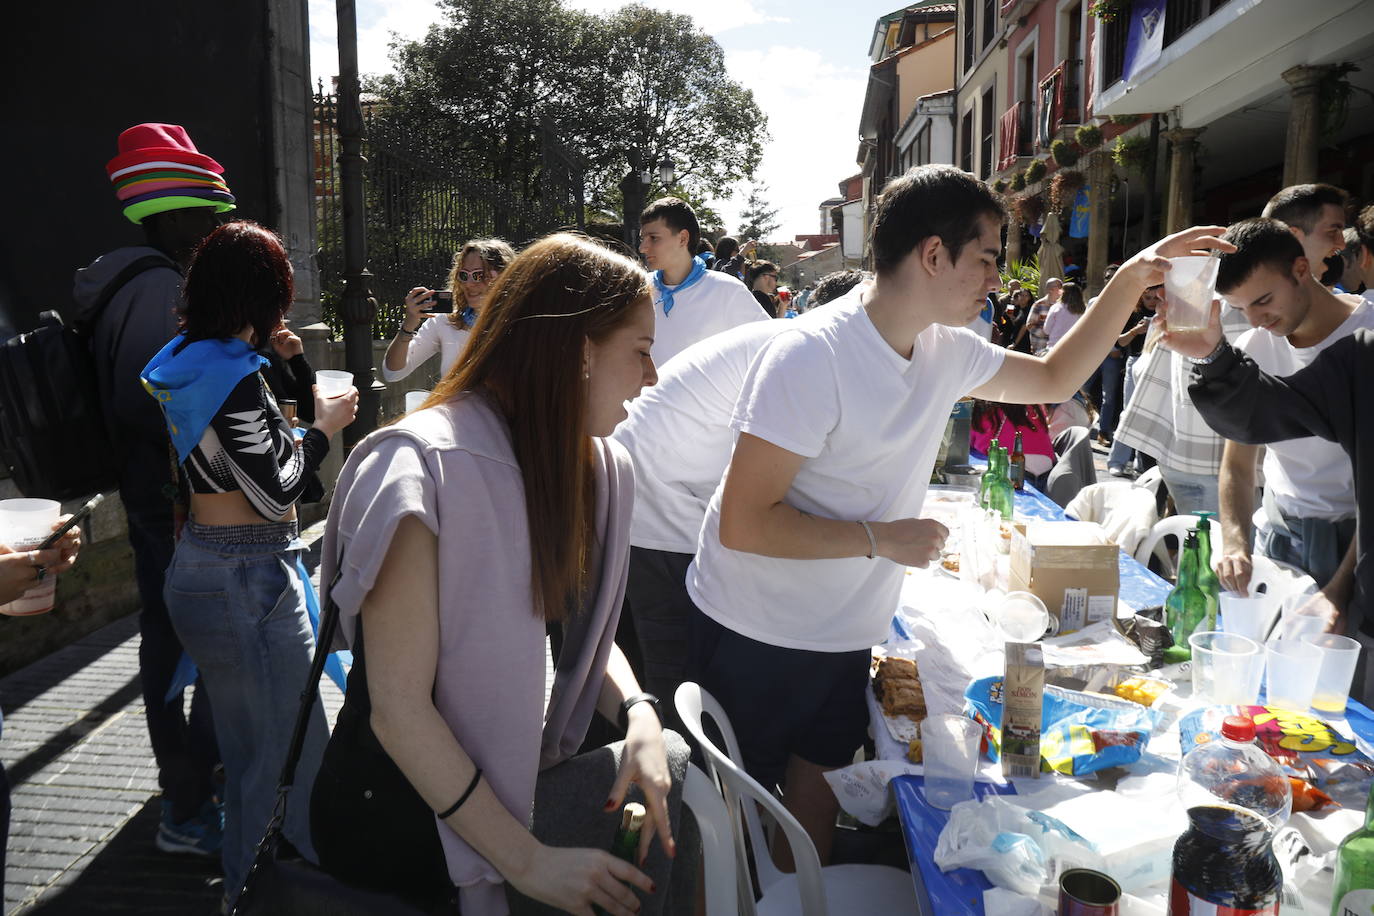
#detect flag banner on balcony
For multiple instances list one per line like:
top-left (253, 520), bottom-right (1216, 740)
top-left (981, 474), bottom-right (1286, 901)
top-left (1124, 0), bottom-right (1167, 82)
top-left (1069, 187), bottom-right (1091, 238)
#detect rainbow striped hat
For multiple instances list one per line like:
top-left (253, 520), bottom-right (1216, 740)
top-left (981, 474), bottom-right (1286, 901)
top-left (106, 123), bottom-right (236, 225)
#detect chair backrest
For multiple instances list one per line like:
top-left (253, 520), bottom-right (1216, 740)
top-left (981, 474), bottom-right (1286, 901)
top-left (1133, 514), bottom-right (1195, 580)
top-left (1134, 466), bottom-right (1163, 495)
top-left (1066, 482), bottom-right (1160, 556)
top-left (683, 764), bottom-right (740, 916)
top-left (676, 682), bottom-right (829, 916)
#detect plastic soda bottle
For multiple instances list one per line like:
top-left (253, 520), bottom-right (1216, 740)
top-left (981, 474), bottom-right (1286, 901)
top-left (1332, 781), bottom-right (1374, 915)
top-left (1193, 512), bottom-right (1221, 631)
top-left (1164, 531), bottom-right (1206, 661)
top-left (1169, 715), bottom-right (1288, 915)
top-left (1009, 431), bottom-right (1026, 490)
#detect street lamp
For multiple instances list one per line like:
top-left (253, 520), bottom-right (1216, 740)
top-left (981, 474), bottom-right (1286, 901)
top-left (657, 155), bottom-right (676, 188)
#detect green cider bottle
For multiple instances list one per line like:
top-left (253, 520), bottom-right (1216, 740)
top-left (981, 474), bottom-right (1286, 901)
top-left (1332, 782), bottom-right (1374, 916)
top-left (989, 447), bottom-right (1016, 521)
top-left (594, 802), bottom-right (646, 916)
top-left (979, 438), bottom-right (1001, 508)
top-left (1193, 512), bottom-right (1222, 631)
top-left (1164, 531), bottom-right (1207, 662)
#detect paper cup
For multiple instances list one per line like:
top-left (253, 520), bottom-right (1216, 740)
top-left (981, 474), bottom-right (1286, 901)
top-left (1302, 633), bottom-right (1361, 716)
top-left (1163, 256), bottom-right (1219, 332)
top-left (0, 498), bottom-right (61, 616)
top-left (315, 370), bottom-right (354, 397)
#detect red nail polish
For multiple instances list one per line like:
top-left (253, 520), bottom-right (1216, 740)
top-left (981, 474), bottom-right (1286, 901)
top-left (650, 882), bottom-right (657, 894)
top-left (603, 799), bottom-right (616, 811)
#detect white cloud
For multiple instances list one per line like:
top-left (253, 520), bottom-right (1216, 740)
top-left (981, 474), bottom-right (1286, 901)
top-left (308, 0), bottom-right (442, 84)
top-left (720, 45), bottom-right (866, 241)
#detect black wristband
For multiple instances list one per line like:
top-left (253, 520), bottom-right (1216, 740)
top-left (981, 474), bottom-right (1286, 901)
top-left (619, 692), bottom-right (661, 728)
top-left (436, 768), bottom-right (482, 819)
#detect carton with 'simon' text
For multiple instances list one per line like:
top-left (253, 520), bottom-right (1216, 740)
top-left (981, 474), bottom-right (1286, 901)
top-left (1001, 642), bottom-right (1044, 779)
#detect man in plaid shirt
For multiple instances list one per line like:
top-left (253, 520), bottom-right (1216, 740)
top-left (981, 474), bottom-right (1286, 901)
top-left (1113, 304), bottom-right (1250, 513)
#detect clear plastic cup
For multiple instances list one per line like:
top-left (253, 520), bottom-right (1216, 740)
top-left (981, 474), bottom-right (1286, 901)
top-left (1219, 592), bottom-right (1279, 643)
top-left (1188, 631), bottom-right (1264, 705)
top-left (1264, 638), bottom-right (1321, 711)
top-left (1301, 633), bottom-right (1361, 716)
top-left (0, 498), bottom-right (61, 616)
top-left (315, 370), bottom-right (354, 397)
top-left (995, 591), bottom-right (1052, 642)
top-left (404, 390), bottom-right (430, 413)
top-left (921, 715), bottom-right (983, 810)
top-left (1163, 255), bottom-right (1220, 332)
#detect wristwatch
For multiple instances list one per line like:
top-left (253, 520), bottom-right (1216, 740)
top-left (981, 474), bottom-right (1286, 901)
top-left (619, 692), bottom-right (661, 728)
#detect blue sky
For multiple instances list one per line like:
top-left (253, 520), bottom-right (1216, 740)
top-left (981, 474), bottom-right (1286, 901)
top-left (308, 0), bottom-right (895, 240)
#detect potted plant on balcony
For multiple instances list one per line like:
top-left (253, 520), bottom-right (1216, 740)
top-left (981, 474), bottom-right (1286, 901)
top-left (1075, 123), bottom-right (1103, 152)
top-left (1050, 138), bottom-right (1079, 168)
top-left (1011, 192), bottom-right (1045, 227)
top-left (1024, 158), bottom-right (1047, 185)
top-left (993, 178), bottom-right (1008, 194)
top-left (1113, 134), bottom-right (1151, 175)
top-left (1050, 169), bottom-right (1086, 212)
top-left (1011, 171), bottom-right (1027, 192)
top-left (1088, 0), bottom-right (1126, 22)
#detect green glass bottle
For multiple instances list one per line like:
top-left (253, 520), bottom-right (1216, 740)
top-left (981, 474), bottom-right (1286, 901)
top-left (1193, 512), bottom-right (1222, 631)
top-left (1331, 782), bottom-right (1374, 916)
top-left (979, 438), bottom-right (1001, 509)
top-left (1164, 531), bottom-right (1207, 661)
top-left (989, 447), bottom-right (1015, 520)
top-left (594, 802), bottom-right (646, 916)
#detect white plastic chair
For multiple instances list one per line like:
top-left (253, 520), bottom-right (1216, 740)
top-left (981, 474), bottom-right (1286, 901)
top-left (1133, 514), bottom-right (1228, 581)
top-left (1134, 465), bottom-right (1163, 496)
top-left (674, 683), bottom-right (918, 916)
top-left (683, 763), bottom-right (739, 916)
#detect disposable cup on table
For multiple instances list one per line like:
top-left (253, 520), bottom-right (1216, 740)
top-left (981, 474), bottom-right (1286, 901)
top-left (1264, 637), bottom-right (1321, 711)
top-left (1219, 591), bottom-right (1279, 643)
top-left (1302, 632), bottom-right (1361, 716)
top-left (1274, 609), bottom-right (1327, 643)
top-left (1163, 255), bottom-right (1220, 332)
top-left (920, 715), bottom-right (982, 810)
top-left (315, 370), bottom-right (354, 397)
top-left (404, 390), bottom-right (430, 413)
top-left (0, 498), bottom-right (61, 616)
top-left (995, 591), bottom-right (1052, 642)
top-left (1188, 631), bottom-right (1264, 705)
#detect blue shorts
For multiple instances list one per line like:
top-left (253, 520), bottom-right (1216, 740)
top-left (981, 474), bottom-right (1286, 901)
top-left (686, 602), bottom-right (870, 789)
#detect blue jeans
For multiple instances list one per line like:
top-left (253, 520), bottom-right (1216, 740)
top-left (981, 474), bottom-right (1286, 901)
top-left (1255, 515), bottom-right (1356, 589)
top-left (164, 521), bottom-right (327, 903)
top-left (1108, 354), bottom-right (1140, 471)
top-left (1160, 467), bottom-right (1220, 515)
top-left (1093, 354), bottom-right (1125, 436)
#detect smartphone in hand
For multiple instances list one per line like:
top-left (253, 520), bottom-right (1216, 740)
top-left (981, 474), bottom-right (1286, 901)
top-left (422, 290), bottom-right (454, 314)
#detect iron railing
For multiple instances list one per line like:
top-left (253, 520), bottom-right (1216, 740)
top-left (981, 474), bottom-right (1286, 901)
top-left (313, 86), bottom-right (585, 338)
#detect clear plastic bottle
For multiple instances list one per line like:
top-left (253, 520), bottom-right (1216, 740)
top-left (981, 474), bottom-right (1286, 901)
top-left (1169, 715), bottom-right (1290, 915)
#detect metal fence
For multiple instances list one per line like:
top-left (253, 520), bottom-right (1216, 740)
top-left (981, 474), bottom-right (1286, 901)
top-left (313, 87), bottom-right (585, 337)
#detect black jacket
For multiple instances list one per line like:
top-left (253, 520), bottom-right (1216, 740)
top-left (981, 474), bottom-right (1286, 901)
top-left (1189, 331), bottom-right (1371, 638)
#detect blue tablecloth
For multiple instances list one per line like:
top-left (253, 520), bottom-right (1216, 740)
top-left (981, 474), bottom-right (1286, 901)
top-left (894, 481), bottom-right (1374, 915)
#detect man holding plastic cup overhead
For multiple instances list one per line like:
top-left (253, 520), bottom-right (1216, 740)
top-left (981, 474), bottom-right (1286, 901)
top-left (1159, 225), bottom-right (1374, 707)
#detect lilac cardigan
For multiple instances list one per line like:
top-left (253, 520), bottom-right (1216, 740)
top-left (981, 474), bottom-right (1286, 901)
top-left (321, 393), bottom-right (635, 915)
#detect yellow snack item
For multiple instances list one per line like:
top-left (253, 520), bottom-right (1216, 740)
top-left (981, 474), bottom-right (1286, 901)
top-left (907, 738), bottom-right (923, 763)
top-left (1113, 676), bottom-right (1170, 706)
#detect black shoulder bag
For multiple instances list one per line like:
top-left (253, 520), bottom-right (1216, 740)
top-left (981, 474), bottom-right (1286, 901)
top-left (231, 572), bottom-right (438, 916)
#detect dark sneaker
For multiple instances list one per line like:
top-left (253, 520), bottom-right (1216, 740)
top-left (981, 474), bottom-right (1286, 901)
top-left (157, 799), bottom-right (223, 857)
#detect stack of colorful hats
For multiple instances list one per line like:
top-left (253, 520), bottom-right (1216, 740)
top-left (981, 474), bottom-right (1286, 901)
top-left (107, 123), bottom-right (237, 225)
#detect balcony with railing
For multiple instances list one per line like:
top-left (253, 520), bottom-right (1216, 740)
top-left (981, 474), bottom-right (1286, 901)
top-left (1039, 59), bottom-right (1082, 139)
top-left (997, 101), bottom-right (1034, 172)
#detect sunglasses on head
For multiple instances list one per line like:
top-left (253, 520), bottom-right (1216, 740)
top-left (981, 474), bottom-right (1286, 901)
top-left (457, 269), bottom-right (488, 283)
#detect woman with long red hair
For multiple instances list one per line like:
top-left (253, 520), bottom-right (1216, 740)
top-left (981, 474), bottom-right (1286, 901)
top-left (312, 233), bottom-right (694, 915)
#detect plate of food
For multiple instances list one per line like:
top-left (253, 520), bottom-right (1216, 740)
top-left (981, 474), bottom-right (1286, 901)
top-left (871, 654), bottom-right (927, 762)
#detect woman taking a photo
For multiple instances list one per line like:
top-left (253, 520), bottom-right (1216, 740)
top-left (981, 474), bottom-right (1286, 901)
top-left (140, 221), bottom-right (359, 907)
top-left (312, 233), bottom-right (694, 915)
top-left (383, 238), bottom-right (517, 383)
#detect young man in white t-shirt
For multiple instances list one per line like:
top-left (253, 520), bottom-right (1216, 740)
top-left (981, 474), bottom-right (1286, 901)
top-left (1262, 183), bottom-right (1349, 291)
top-left (684, 164), bottom-right (1235, 868)
top-left (610, 271), bottom-right (865, 725)
top-left (1216, 218), bottom-right (1374, 633)
top-left (639, 198), bottom-right (769, 365)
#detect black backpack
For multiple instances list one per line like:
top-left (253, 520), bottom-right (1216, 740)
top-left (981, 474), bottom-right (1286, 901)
top-left (0, 255), bottom-right (175, 501)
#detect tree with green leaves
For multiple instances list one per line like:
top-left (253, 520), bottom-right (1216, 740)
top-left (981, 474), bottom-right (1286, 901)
top-left (737, 184), bottom-right (781, 242)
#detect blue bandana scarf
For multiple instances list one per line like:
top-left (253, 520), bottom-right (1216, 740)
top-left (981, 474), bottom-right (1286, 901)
top-left (653, 255), bottom-right (708, 316)
top-left (461, 305), bottom-right (477, 327)
top-left (140, 335), bottom-right (268, 463)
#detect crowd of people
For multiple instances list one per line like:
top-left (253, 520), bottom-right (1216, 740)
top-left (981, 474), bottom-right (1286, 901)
top-left (5, 118), bottom-right (1369, 916)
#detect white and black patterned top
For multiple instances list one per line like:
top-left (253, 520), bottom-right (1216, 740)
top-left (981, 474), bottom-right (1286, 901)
top-left (183, 373), bottom-right (329, 521)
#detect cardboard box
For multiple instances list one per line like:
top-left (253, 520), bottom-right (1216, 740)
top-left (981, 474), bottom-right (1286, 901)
top-left (1010, 521), bottom-right (1119, 635)
top-left (1001, 642), bottom-right (1044, 779)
